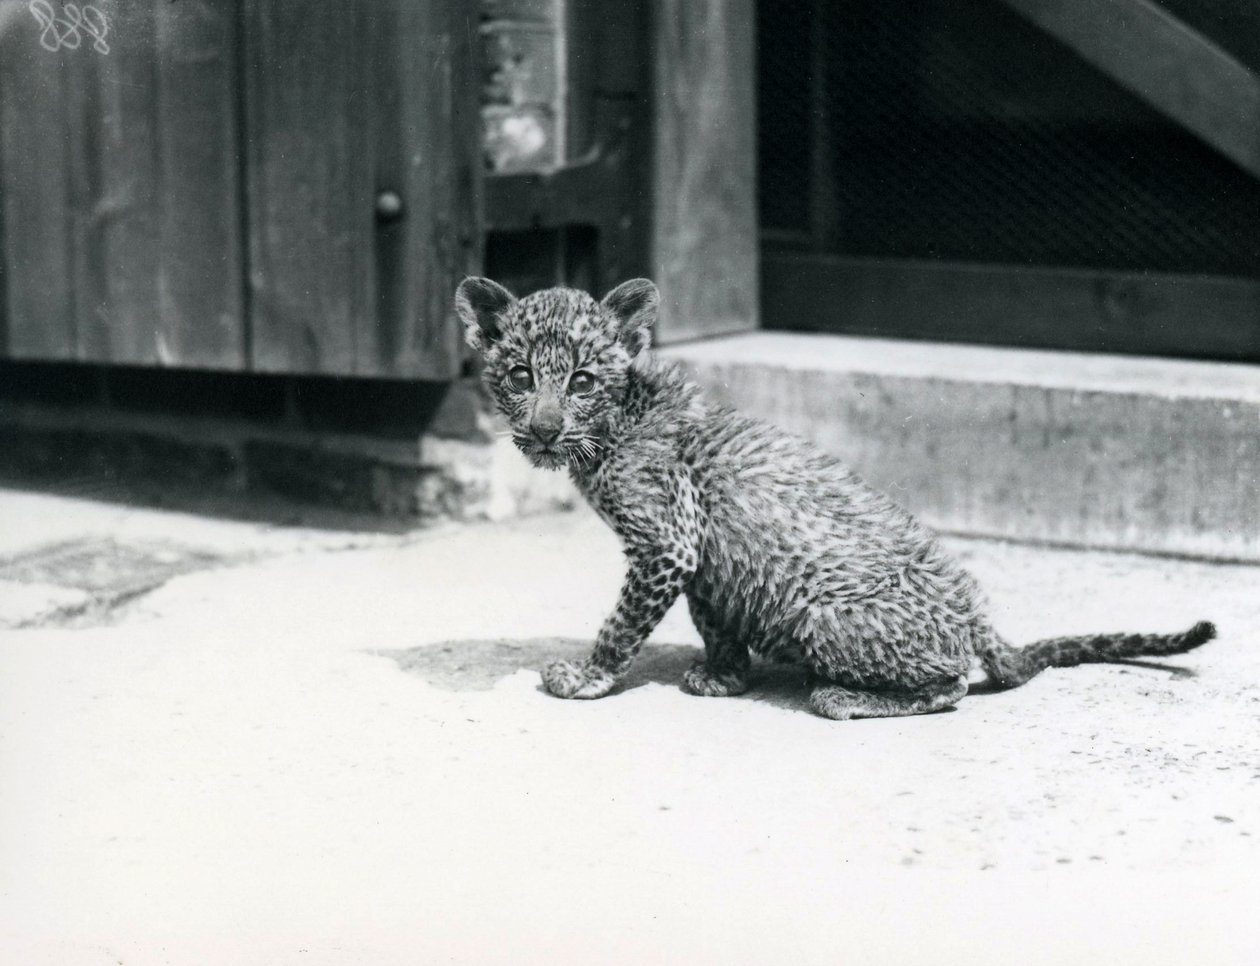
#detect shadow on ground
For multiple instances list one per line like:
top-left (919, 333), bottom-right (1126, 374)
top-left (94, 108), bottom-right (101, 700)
top-left (376, 639), bottom-right (1200, 714)
top-left (0, 476), bottom-right (418, 535)
top-left (376, 638), bottom-right (823, 713)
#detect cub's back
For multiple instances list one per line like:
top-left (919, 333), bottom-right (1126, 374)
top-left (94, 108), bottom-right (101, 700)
top-left (683, 405), bottom-right (981, 627)
top-left (685, 405), bottom-right (920, 555)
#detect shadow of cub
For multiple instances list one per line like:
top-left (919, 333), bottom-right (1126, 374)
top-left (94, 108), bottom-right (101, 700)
top-left (375, 638), bottom-right (819, 712)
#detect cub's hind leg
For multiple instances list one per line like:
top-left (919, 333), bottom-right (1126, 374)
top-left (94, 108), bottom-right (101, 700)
top-left (681, 592), bottom-right (750, 697)
top-left (809, 675), bottom-right (969, 720)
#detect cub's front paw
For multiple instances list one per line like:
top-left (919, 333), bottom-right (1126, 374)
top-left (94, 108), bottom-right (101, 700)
top-left (541, 659), bottom-right (617, 700)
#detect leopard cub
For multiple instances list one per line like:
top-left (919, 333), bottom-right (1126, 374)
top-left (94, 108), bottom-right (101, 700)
top-left (455, 277), bottom-right (1216, 719)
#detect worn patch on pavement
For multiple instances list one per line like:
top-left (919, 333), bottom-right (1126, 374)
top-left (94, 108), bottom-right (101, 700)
top-left (0, 538), bottom-right (223, 597)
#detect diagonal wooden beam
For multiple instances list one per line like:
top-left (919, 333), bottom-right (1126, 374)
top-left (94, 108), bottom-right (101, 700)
top-left (995, 0), bottom-right (1260, 181)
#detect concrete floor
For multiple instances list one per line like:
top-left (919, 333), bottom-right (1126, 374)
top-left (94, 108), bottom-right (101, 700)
top-left (1, 485), bottom-right (1258, 965)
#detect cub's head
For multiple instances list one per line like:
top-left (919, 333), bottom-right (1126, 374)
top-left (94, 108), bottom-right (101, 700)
top-left (455, 277), bottom-right (658, 470)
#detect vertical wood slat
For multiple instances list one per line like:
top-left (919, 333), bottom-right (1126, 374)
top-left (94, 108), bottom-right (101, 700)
top-left (68, 6), bottom-right (142, 363)
top-left (0, 5), bottom-right (77, 359)
top-left (243, 0), bottom-right (477, 378)
top-left (366, 1), bottom-right (479, 378)
top-left (153, 0), bottom-right (247, 367)
top-left (242, 1), bottom-right (372, 375)
top-left (0, 0), bottom-right (245, 367)
top-left (651, 0), bottom-right (758, 343)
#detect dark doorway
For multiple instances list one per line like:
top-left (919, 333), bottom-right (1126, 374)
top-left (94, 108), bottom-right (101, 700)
top-left (756, 0), bottom-right (1260, 361)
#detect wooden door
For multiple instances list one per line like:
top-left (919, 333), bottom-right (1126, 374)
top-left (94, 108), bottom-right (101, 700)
top-left (0, 0), bottom-right (244, 368)
top-left (0, 0), bottom-right (477, 378)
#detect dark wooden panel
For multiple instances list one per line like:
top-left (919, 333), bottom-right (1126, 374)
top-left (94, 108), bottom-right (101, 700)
top-left (364, 1), bottom-right (478, 378)
top-left (151, 0), bottom-right (248, 368)
top-left (242, 1), bottom-right (373, 375)
top-left (243, 0), bottom-right (476, 378)
top-left (0, 1), bottom-right (245, 368)
top-left (0, 12), bottom-right (77, 359)
top-left (997, 0), bottom-right (1260, 180)
top-left (652, 0), bottom-right (758, 342)
top-left (69, 8), bottom-right (152, 363)
top-left (763, 253), bottom-right (1260, 362)
top-left (808, 0), bottom-right (838, 251)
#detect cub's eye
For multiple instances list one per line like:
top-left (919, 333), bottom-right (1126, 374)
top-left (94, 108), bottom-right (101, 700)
top-left (507, 366), bottom-right (534, 391)
top-left (569, 370), bottom-right (596, 395)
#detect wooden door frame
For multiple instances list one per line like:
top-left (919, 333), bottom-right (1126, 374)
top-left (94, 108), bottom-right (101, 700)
top-left (650, 0), bottom-right (759, 342)
top-left (484, 0), bottom-right (650, 302)
top-left (483, 0), bottom-right (761, 345)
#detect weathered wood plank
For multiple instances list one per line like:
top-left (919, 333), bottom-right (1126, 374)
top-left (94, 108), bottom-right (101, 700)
top-left (651, 0), bottom-right (758, 343)
top-left (244, 0), bottom-right (473, 378)
top-left (151, 0), bottom-right (247, 368)
top-left (243, 0), bottom-right (374, 375)
top-left (996, 0), bottom-right (1260, 180)
top-left (763, 253), bottom-right (1260, 362)
top-left (0, 6), bottom-right (77, 359)
top-left (73, 4), bottom-right (159, 363)
top-left (0, 1), bottom-right (245, 368)
top-left (587, 0), bottom-right (649, 292)
top-left (363, 0), bottom-right (477, 378)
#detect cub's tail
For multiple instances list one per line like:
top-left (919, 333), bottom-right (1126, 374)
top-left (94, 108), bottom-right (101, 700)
top-left (978, 620), bottom-right (1216, 689)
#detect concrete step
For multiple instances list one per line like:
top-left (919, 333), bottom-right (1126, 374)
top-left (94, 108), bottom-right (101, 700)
top-left (663, 333), bottom-right (1260, 562)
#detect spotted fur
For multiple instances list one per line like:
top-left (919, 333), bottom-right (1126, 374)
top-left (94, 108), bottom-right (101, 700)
top-left (455, 277), bottom-right (1218, 719)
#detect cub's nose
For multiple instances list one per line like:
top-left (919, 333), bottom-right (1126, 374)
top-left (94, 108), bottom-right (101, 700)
top-left (530, 409), bottom-right (563, 445)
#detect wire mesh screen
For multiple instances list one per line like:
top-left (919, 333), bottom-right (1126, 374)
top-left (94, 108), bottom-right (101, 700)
top-left (1158, 0), bottom-right (1260, 74)
top-left (758, 0), bottom-right (1260, 278)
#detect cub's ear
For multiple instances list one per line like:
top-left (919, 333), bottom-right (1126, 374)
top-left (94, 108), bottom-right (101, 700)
top-left (455, 277), bottom-right (517, 352)
top-left (600, 278), bottom-right (658, 357)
